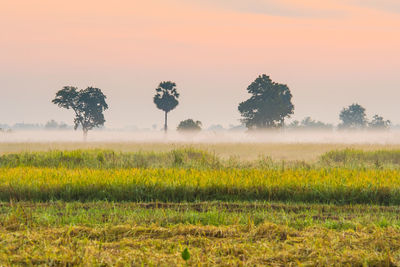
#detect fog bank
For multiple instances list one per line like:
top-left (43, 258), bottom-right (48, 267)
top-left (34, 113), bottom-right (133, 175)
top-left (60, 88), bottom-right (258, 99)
top-left (1, 130), bottom-right (400, 144)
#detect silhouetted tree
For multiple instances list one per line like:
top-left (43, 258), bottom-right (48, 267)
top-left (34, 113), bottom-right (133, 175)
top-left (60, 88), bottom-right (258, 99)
top-left (177, 119), bottom-right (202, 132)
top-left (52, 86), bottom-right (108, 140)
top-left (153, 81), bottom-right (180, 132)
top-left (369, 114), bottom-right (391, 129)
top-left (338, 103), bottom-right (367, 129)
top-left (238, 75), bottom-right (294, 129)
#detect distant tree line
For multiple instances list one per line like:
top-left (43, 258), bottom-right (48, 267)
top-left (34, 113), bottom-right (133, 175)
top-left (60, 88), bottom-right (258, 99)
top-left (0, 121), bottom-right (70, 131)
top-left (288, 117), bottom-right (333, 130)
top-left (237, 75), bottom-right (391, 131)
top-left (49, 74), bottom-right (392, 139)
top-left (338, 103), bottom-right (390, 130)
top-left (45, 120), bottom-right (69, 130)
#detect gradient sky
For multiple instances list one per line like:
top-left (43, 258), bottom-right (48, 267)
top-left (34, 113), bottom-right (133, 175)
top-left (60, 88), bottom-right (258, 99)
top-left (1, 0), bottom-right (400, 128)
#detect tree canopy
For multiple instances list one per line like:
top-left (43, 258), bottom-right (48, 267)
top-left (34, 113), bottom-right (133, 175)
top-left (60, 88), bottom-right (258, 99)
top-left (52, 86), bottom-right (108, 138)
top-left (153, 81), bottom-right (180, 132)
top-left (238, 75), bottom-right (294, 129)
top-left (338, 103), bottom-right (367, 129)
top-left (177, 119), bottom-right (202, 132)
top-left (369, 114), bottom-right (391, 129)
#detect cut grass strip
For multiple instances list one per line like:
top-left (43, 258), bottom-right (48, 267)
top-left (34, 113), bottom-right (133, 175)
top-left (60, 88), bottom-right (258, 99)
top-left (1, 223), bottom-right (400, 266)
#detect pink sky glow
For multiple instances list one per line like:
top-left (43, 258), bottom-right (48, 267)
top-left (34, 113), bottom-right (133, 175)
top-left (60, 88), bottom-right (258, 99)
top-left (1, 0), bottom-right (400, 128)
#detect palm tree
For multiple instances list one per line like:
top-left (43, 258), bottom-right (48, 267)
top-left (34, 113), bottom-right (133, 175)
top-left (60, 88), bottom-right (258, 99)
top-left (153, 81), bottom-right (180, 132)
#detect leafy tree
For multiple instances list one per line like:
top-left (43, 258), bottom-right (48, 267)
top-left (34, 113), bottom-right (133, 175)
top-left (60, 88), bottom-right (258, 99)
top-left (177, 119), bottom-right (202, 132)
top-left (338, 103), bottom-right (367, 129)
top-left (238, 75), bottom-right (294, 129)
top-left (52, 86), bottom-right (108, 139)
top-left (369, 114), bottom-right (391, 129)
top-left (153, 81), bottom-right (180, 132)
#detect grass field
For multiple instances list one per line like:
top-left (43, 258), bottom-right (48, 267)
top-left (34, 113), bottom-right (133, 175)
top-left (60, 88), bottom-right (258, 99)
top-left (1, 144), bottom-right (400, 266)
top-left (2, 141), bottom-right (400, 161)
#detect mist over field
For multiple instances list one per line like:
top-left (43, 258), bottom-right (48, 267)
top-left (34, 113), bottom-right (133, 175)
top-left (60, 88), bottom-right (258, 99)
top-left (1, 129), bottom-right (400, 144)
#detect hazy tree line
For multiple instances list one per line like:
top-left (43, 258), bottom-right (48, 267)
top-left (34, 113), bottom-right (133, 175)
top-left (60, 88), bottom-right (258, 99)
top-left (0, 121), bottom-right (70, 132)
top-left (3, 74), bottom-right (392, 136)
top-left (49, 74), bottom-right (393, 137)
top-left (238, 74), bottom-right (391, 131)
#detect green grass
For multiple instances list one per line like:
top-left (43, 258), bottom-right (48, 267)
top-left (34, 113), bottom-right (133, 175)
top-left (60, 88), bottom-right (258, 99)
top-left (3, 201), bottom-right (400, 230)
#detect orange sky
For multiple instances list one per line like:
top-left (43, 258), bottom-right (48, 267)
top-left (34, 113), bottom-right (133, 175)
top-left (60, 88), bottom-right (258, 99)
top-left (1, 0), bottom-right (400, 128)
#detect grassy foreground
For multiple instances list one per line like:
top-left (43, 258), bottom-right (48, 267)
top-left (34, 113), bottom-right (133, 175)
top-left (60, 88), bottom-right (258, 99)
top-left (2, 202), bottom-right (400, 266)
top-left (1, 148), bottom-right (400, 266)
top-left (6, 221), bottom-right (400, 266)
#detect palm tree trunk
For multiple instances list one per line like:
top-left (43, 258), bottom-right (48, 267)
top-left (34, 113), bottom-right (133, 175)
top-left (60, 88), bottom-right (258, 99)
top-left (164, 111), bottom-right (168, 133)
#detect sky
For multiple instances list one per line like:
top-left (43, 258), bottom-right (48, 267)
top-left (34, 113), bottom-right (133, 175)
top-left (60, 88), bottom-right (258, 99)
top-left (1, 0), bottom-right (400, 129)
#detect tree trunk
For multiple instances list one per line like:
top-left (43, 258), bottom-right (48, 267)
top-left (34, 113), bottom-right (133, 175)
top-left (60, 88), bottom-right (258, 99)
top-left (164, 111), bottom-right (168, 133)
top-left (83, 129), bottom-right (88, 142)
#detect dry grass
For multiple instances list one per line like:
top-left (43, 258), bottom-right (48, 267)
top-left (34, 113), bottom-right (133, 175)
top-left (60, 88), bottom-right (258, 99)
top-left (1, 223), bottom-right (399, 266)
top-left (2, 201), bottom-right (400, 266)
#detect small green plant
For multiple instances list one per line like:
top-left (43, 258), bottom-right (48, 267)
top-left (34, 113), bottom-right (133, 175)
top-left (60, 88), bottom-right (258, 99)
top-left (181, 247), bottom-right (190, 262)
